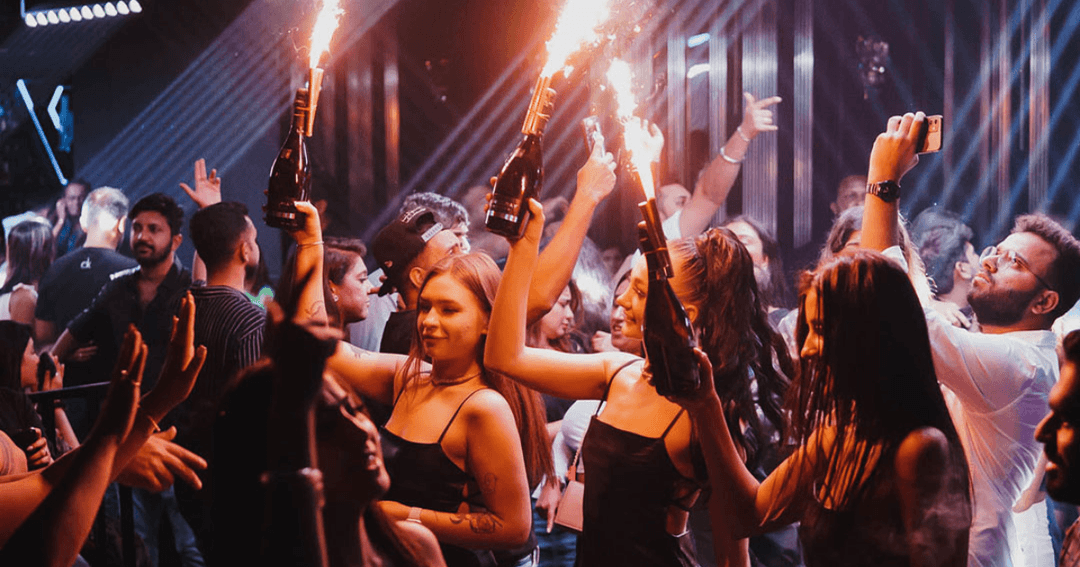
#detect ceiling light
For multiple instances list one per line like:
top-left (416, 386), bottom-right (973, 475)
top-left (58, 9), bottom-right (71, 22)
top-left (104, 2), bottom-right (117, 16)
top-left (92, 4), bottom-right (105, 18)
top-left (117, 1), bottom-right (129, 14)
top-left (81, 6), bottom-right (94, 19)
top-left (129, 0), bottom-right (142, 13)
top-left (25, 14), bottom-right (37, 27)
top-left (36, 12), bottom-right (48, 25)
top-left (69, 7), bottom-right (82, 21)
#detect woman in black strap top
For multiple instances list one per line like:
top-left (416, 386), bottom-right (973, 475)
top-left (676, 252), bottom-right (972, 567)
top-left (485, 201), bottom-right (792, 566)
top-left (328, 253), bottom-right (552, 567)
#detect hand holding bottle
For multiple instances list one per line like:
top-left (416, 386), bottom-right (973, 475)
top-left (665, 347), bottom-right (722, 414)
top-left (575, 133), bottom-right (617, 207)
top-left (508, 198), bottom-right (545, 253)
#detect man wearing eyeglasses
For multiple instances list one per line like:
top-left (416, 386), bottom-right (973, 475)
top-left (860, 112), bottom-right (1080, 567)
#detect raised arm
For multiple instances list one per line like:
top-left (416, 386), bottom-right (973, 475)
top-left (679, 93), bottom-right (781, 238)
top-left (485, 199), bottom-right (636, 400)
top-left (287, 200), bottom-right (328, 326)
top-left (326, 343), bottom-right (408, 407)
top-left (179, 158), bottom-right (222, 282)
top-left (527, 135), bottom-right (617, 323)
top-left (378, 391), bottom-right (533, 549)
top-left (675, 350), bottom-right (812, 542)
top-left (861, 112), bottom-right (924, 252)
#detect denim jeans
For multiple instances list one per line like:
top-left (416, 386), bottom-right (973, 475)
top-left (132, 487), bottom-right (205, 567)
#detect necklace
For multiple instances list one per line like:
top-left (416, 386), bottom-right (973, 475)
top-left (430, 370), bottom-right (483, 387)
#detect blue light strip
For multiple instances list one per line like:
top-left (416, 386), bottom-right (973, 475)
top-left (16, 79), bottom-right (68, 186)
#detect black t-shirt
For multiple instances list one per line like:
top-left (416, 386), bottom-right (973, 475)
top-left (35, 247), bottom-right (137, 331)
top-left (379, 309), bottom-right (416, 355)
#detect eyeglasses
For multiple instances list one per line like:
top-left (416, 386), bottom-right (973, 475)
top-left (979, 246), bottom-right (1056, 292)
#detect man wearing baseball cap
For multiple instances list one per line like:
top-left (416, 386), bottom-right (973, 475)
top-left (373, 206), bottom-right (463, 354)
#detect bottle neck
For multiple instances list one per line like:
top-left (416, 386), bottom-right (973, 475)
top-left (292, 88), bottom-right (310, 135)
top-left (638, 201), bottom-right (673, 277)
top-left (522, 74), bottom-right (555, 136)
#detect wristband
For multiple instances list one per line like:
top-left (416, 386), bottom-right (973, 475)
top-left (297, 240), bottom-right (324, 249)
top-left (407, 507), bottom-right (424, 524)
top-left (52, 399), bottom-right (66, 410)
top-left (866, 180), bottom-right (901, 203)
top-left (719, 146), bottom-right (743, 165)
top-left (735, 126), bottom-right (752, 143)
top-left (136, 411), bottom-right (161, 434)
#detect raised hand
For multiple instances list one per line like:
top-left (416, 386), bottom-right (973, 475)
top-left (140, 292), bottom-right (207, 423)
top-left (645, 120), bottom-right (665, 164)
top-left (740, 93), bottom-right (782, 139)
top-left (575, 132), bottom-right (617, 206)
top-left (511, 198), bottom-right (546, 250)
top-left (288, 200), bottom-right (323, 246)
top-left (92, 326), bottom-right (147, 442)
top-left (666, 347), bottom-right (720, 413)
top-left (179, 158), bottom-right (222, 209)
top-left (116, 427), bottom-right (208, 491)
top-left (868, 111), bottom-right (924, 183)
top-left (42, 362), bottom-right (64, 392)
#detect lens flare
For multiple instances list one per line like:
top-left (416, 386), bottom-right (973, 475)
top-left (308, 0), bottom-right (344, 69)
top-left (606, 59), bottom-right (655, 199)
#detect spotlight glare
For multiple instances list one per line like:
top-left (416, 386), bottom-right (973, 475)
top-left (129, 0), bottom-right (142, 13)
top-left (117, 1), bottom-right (129, 14)
top-left (36, 12), bottom-right (48, 25)
top-left (58, 9), bottom-right (71, 22)
top-left (81, 6), bottom-right (94, 18)
top-left (104, 2), bottom-right (117, 16)
top-left (92, 4), bottom-right (105, 17)
top-left (25, 14), bottom-right (37, 27)
top-left (70, 7), bottom-right (82, 21)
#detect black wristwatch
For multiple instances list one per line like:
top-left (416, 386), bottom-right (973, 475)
top-left (866, 180), bottom-right (901, 203)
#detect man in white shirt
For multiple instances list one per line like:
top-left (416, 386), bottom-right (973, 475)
top-left (859, 112), bottom-right (1080, 567)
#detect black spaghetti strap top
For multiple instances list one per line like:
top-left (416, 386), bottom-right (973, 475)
top-left (380, 387), bottom-right (534, 567)
top-left (577, 359), bottom-right (700, 567)
top-left (798, 447), bottom-right (909, 567)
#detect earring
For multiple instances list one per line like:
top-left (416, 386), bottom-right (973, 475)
top-left (332, 292), bottom-right (340, 302)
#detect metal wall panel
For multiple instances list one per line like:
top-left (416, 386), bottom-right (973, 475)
top-left (741, 0), bottom-right (779, 235)
top-left (793, 0), bottom-right (813, 247)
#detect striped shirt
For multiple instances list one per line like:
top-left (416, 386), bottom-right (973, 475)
top-left (173, 285), bottom-right (265, 452)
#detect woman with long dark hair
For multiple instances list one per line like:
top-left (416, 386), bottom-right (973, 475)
top-left (485, 201), bottom-right (791, 566)
top-left (0, 220), bottom-right (54, 325)
top-left (678, 251), bottom-right (971, 567)
top-left (328, 251), bottom-right (553, 567)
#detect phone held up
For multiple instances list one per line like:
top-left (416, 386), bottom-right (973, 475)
top-left (916, 114), bottom-right (944, 154)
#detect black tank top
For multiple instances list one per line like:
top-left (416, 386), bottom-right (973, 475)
top-left (577, 360), bottom-right (700, 567)
top-left (380, 387), bottom-right (534, 567)
top-left (798, 447), bottom-right (908, 567)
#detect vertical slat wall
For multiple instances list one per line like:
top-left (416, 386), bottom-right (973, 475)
top-left (1028, 0), bottom-right (1050, 212)
top-left (792, 0), bottom-right (814, 247)
top-left (740, 0), bottom-right (779, 236)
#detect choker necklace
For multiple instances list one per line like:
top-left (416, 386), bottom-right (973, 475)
top-left (430, 370), bottom-right (483, 387)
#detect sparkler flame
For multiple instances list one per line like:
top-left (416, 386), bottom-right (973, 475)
top-left (540, 0), bottom-right (613, 78)
top-left (606, 59), bottom-right (655, 200)
top-left (309, 0), bottom-right (344, 69)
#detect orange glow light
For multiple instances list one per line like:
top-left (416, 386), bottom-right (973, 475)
top-left (540, 0), bottom-right (612, 78)
top-left (606, 59), bottom-right (655, 200)
top-left (309, 0), bottom-right (344, 69)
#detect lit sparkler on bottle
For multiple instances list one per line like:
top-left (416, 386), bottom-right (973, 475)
top-left (305, 0), bottom-right (344, 136)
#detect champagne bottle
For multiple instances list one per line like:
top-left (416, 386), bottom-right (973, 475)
top-left (637, 217), bottom-right (700, 397)
top-left (265, 89), bottom-right (312, 231)
top-left (485, 75), bottom-right (556, 239)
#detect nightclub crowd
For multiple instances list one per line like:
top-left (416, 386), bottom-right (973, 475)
top-left (0, 97), bottom-right (1079, 567)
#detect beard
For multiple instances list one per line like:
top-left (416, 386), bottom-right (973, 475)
top-left (134, 244), bottom-right (170, 268)
top-left (967, 280), bottom-right (1039, 327)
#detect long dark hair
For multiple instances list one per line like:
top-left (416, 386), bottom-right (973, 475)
top-left (790, 251), bottom-right (970, 509)
top-left (0, 321), bottom-right (32, 391)
top-left (0, 220), bottom-right (53, 296)
top-left (724, 215), bottom-right (794, 309)
top-left (402, 253), bottom-right (554, 487)
top-left (670, 228), bottom-right (793, 470)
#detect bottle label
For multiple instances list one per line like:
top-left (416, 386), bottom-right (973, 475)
top-left (488, 201), bottom-right (520, 223)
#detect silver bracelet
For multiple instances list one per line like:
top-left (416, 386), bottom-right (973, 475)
top-left (297, 240), bottom-right (324, 249)
top-left (736, 126), bottom-right (752, 143)
top-left (719, 146), bottom-right (743, 165)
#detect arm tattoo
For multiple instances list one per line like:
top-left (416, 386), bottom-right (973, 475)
top-left (479, 472), bottom-right (498, 496)
top-left (445, 511), bottom-right (503, 535)
top-left (304, 301), bottom-right (326, 319)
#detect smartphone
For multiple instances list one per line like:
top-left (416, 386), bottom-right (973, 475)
top-left (917, 115), bottom-right (944, 154)
top-left (11, 427), bottom-right (40, 450)
top-left (582, 116), bottom-right (602, 154)
top-left (36, 351), bottom-right (56, 391)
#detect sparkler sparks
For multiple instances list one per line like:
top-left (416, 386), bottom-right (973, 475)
top-left (540, 0), bottom-right (613, 78)
top-left (606, 59), bottom-right (655, 199)
top-left (308, 0), bottom-right (344, 69)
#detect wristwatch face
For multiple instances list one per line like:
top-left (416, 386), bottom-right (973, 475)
top-left (867, 181), bottom-right (901, 202)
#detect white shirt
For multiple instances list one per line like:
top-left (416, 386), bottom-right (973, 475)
top-left (885, 246), bottom-right (1056, 567)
